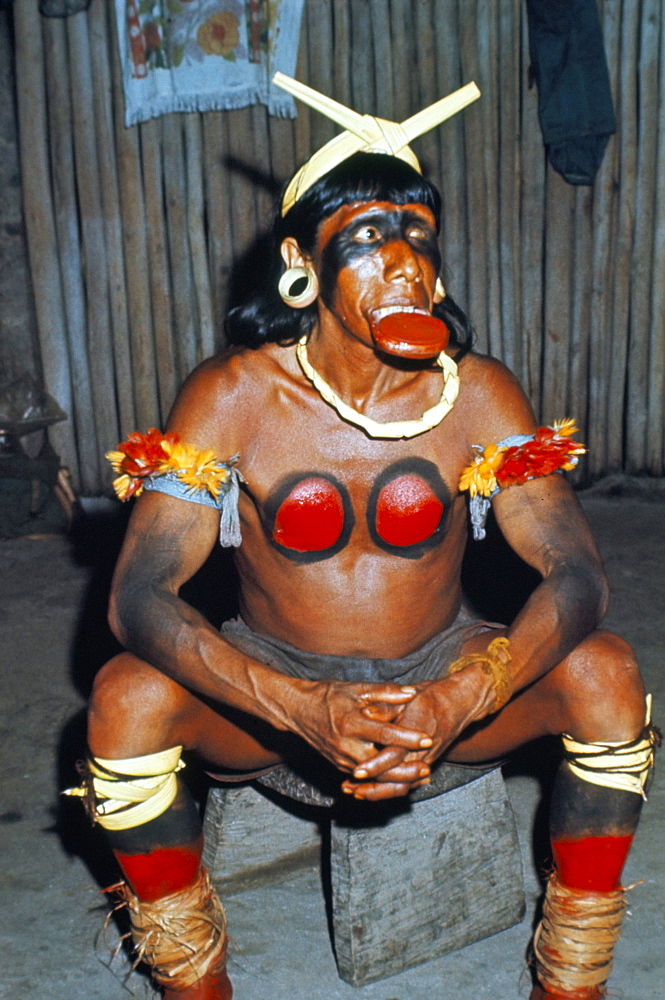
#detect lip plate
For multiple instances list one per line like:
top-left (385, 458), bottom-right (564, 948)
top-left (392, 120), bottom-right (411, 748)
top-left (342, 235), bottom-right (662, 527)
top-left (370, 310), bottom-right (449, 359)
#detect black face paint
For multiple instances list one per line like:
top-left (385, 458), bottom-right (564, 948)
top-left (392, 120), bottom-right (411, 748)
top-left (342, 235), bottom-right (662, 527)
top-left (319, 208), bottom-right (442, 307)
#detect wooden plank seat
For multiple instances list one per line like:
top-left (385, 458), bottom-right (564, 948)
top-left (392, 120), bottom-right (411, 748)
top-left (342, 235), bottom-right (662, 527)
top-left (202, 759), bottom-right (525, 986)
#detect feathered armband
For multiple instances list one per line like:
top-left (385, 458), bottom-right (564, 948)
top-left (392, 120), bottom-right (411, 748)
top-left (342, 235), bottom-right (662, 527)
top-left (458, 418), bottom-right (586, 540)
top-left (106, 428), bottom-right (244, 547)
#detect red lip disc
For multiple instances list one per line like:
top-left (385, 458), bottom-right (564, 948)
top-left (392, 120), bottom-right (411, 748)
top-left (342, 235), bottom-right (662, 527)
top-left (371, 312), bottom-right (450, 359)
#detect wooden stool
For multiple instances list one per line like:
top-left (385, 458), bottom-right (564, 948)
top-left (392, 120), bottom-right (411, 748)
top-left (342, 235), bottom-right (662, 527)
top-left (202, 763), bottom-right (525, 986)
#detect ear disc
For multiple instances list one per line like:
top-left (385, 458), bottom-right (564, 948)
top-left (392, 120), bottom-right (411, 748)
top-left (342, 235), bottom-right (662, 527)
top-left (371, 312), bottom-right (450, 359)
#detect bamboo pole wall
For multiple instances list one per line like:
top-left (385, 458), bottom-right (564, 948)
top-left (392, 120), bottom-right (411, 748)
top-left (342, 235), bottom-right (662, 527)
top-left (11, 0), bottom-right (665, 494)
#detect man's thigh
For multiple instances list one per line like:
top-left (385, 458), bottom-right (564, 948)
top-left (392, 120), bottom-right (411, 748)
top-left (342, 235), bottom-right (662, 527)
top-left (445, 627), bottom-right (646, 764)
top-left (88, 650), bottom-right (290, 771)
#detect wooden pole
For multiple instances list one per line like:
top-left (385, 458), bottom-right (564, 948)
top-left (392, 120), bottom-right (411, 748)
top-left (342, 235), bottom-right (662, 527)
top-left (602, 0), bottom-right (638, 472)
top-left (203, 112), bottom-right (234, 337)
top-left (89, 0), bottom-right (136, 438)
top-left (13, 0), bottom-right (77, 480)
top-left (224, 108), bottom-right (260, 263)
top-left (307, 0), bottom-right (336, 147)
top-left (646, 4), bottom-right (665, 474)
top-left (459, 0), bottom-right (488, 352)
top-left (477, 0), bottom-right (502, 360)
top-left (585, 0), bottom-right (622, 476)
top-left (388, 0), bottom-right (413, 123)
top-left (293, 4), bottom-right (312, 164)
top-left (413, 1), bottom-right (438, 181)
top-left (497, 0), bottom-right (521, 376)
top-left (332, 0), bottom-right (352, 109)
top-left (162, 113), bottom-right (198, 384)
top-left (432, 0), bottom-right (467, 312)
top-left (540, 166), bottom-right (575, 424)
top-left (625, 0), bottom-right (660, 472)
top-left (370, 0), bottom-right (393, 119)
top-left (250, 104), bottom-right (275, 232)
top-left (349, 0), bottom-right (374, 116)
top-left (519, 0), bottom-right (546, 414)
top-left (42, 14), bottom-right (100, 489)
top-left (67, 10), bottom-right (120, 463)
top-left (185, 113), bottom-right (217, 361)
top-left (140, 117), bottom-right (178, 419)
top-left (110, 12), bottom-right (160, 433)
top-left (567, 183), bottom-right (592, 483)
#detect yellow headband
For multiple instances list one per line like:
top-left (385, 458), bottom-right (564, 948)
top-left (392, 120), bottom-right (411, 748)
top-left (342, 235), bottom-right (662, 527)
top-left (273, 73), bottom-right (481, 216)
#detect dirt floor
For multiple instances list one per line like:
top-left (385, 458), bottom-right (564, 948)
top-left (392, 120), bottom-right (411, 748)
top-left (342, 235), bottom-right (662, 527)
top-left (0, 488), bottom-right (663, 1000)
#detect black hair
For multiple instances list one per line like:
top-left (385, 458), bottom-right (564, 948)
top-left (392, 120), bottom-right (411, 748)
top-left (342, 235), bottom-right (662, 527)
top-left (225, 151), bottom-right (473, 358)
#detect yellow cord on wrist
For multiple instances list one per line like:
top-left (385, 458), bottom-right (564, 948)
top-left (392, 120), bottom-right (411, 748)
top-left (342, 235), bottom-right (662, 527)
top-left (448, 637), bottom-right (512, 711)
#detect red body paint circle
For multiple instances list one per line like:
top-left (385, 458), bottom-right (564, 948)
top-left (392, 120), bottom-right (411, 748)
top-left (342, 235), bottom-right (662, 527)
top-left (272, 477), bottom-right (345, 552)
top-left (375, 475), bottom-right (444, 546)
top-left (371, 312), bottom-right (449, 359)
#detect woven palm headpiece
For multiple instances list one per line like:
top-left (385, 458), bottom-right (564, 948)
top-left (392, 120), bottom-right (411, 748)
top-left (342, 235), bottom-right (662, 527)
top-left (273, 72), bottom-right (481, 216)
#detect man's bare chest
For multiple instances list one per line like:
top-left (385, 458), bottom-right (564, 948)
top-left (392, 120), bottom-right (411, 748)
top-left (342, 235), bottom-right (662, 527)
top-left (241, 436), bottom-right (461, 562)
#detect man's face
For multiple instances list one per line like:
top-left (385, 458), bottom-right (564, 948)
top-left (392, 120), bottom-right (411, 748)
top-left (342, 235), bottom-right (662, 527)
top-left (313, 201), bottom-right (442, 355)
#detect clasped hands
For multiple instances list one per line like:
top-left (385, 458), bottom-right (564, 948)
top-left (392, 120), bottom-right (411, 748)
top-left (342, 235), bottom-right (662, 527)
top-left (340, 683), bottom-right (445, 801)
top-left (295, 676), bottom-right (471, 802)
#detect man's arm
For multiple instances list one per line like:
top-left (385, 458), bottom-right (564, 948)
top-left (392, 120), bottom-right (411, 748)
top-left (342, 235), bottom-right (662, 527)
top-left (345, 357), bottom-right (609, 798)
top-left (108, 489), bottom-right (434, 774)
top-left (344, 473), bottom-right (609, 799)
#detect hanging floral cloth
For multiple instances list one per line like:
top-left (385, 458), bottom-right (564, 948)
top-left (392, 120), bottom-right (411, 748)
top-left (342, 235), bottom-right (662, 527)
top-left (114, 0), bottom-right (304, 127)
top-left (459, 419), bottom-right (586, 540)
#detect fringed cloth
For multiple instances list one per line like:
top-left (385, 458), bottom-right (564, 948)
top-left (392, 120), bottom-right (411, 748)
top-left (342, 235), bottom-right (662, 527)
top-left (113, 868), bottom-right (227, 991)
top-left (533, 872), bottom-right (628, 997)
top-left (113, 1), bottom-right (304, 128)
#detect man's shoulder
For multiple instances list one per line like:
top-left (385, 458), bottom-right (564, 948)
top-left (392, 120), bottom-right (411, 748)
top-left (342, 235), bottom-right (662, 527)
top-left (167, 343), bottom-right (293, 448)
top-left (455, 351), bottom-right (536, 441)
top-left (178, 342), bottom-right (293, 401)
top-left (458, 350), bottom-right (519, 384)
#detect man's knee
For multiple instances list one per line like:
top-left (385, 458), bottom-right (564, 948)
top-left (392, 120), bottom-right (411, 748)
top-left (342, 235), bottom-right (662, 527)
top-left (88, 653), bottom-right (191, 754)
top-left (555, 630), bottom-right (646, 741)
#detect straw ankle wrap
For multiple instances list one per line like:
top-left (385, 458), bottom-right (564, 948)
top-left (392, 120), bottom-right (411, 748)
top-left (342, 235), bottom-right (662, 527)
top-left (533, 872), bottom-right (628, 997)
top-left (116, 868), bottom-right (228, 990)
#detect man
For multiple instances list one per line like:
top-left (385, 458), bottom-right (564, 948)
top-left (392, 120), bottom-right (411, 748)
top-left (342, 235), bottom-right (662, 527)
top-left (72, 77), bottom-right (655, 1000)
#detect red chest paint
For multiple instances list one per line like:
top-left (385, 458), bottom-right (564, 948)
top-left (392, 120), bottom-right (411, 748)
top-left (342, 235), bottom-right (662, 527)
top-left (272, 477), bottom-right (345, 552)
top-left (375, 474), bottom-right (444, 546)
top-left (552, 834), bottom-right (634, 892)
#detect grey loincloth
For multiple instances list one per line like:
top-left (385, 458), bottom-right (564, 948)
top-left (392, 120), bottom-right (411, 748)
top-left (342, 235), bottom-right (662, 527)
top-left (220, 607), bottom-right (502, 685)
top-left (214, 609), bottom-right (505, 804)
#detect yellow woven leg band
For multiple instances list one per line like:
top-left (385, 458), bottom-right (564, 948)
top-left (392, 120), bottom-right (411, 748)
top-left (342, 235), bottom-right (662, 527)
top-left (562, 695), bottom-right (658, 798)
top-left (65, 746), bottom-right (185, 831)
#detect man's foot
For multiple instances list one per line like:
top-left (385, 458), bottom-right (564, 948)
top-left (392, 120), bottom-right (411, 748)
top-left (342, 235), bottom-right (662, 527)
top-left (530, 984), bottom-right (604, 1000)
top-left (163, 967), bottom-right (233, 999)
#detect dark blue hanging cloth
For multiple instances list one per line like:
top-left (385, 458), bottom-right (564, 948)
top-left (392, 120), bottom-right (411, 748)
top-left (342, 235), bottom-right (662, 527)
top-left (526, 0), bottom-right (616, 184)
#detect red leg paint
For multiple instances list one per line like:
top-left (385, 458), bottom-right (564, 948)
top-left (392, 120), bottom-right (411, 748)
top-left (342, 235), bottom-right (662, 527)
top-left (114, 834), bottom-right (204, 901)
top-left (552, 834), bottom-right (634, 892)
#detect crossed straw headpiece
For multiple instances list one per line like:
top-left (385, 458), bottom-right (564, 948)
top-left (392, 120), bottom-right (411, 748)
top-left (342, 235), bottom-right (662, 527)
top-left (273, 72), bottom-right (481, 216)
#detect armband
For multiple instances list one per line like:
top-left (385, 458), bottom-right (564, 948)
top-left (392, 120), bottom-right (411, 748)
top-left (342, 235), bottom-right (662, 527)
top-left (106, 428), bottom-right (245, 547)
top-left (458, 418), bottom-right (586, 540)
